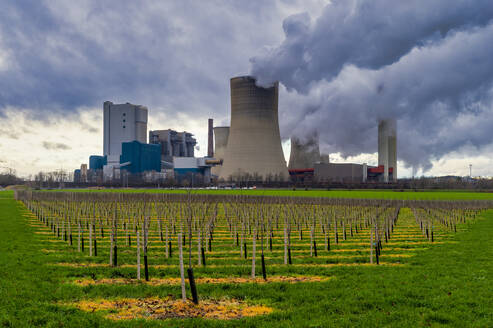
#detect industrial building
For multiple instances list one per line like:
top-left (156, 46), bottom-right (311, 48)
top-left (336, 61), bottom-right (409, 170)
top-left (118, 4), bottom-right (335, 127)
top-left (89, 155), bottom-right (107, 170)
top-left (311, 119), bottom-right (398, 183)
top-left (104, 101), bottom-right (148, 165)
top-left (174, 157), bottom-right (221, 184)
top-left (220, 76), bottom-right (288, 180)
top-left (78, 101), bottom-right (220, 185)
top-left (149, 129), bottom-right (197, 162)
top-left (211, 126), bottom-right (229, 177)
top-left (314, 163), bottom-right (368, 183)
top-left (378, 119), bottom-right (397, 182)
top-left (80, 164), bottom-right (88, 182)
top-left (119, 141), bottom-right (161, 174)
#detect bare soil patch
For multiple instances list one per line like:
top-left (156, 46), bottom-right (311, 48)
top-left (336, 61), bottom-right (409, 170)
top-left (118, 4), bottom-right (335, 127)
top-left (72, 276), bottom-right (331, 286)
top-left (70, 297), bottom-right (273, 320)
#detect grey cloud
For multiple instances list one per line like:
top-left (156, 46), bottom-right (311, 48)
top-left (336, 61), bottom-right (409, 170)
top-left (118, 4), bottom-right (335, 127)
top-left (251, 0), bottom-right (493, 172)
top-left (251, 0), bottom-right (493, 91)
top-left (42, 141), bottom-right (71, 150)
top-left (277, 24), bottom-right (493, 171)
top-left (0, 0), bottom-right (319, 123)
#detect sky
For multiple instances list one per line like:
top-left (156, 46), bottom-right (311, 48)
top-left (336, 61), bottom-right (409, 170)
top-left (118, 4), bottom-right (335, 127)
top-left (1, 0), bottom-right (493, 179)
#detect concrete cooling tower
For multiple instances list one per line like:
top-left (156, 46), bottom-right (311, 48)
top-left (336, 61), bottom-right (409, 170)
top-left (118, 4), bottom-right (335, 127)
top-left (288, 132), bottom-right (321, 169)
top-left (378, 119), bottom-right (397, 182)
top-left (211, 126), bottom-right (229, 177)
top-left (219, 76), bottom-right (288, 180)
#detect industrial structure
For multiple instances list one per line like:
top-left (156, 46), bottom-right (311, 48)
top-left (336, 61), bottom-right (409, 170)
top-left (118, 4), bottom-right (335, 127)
top-left (74, 78), bottom-right (398, 186)
top-left (149, 129), bottom-right (197, 162)
top-left (89, 155), bottom-right (107, 170)
top-left (288, 133), bottom-right (323, 183)
top-left (219, 76), bottom-right (288, 180)
top-left (78, 101), bottom-right (220, 185)
top-left (288, 133), bottom-right (322, 169)
top-left (103, 101), bottom-right (148, 166)
top-left (378, 118), bottom-right (397, 182)
top-left (207, 118), bottom-right (214, 158)
top-left (211, 126), bottom-right (229, 177)
top-left (311, 119), bottom-right (398, 183)
top-left (314, 163), bottom-right (368, 183)
top-left (119, 141), bottom-right (161, 174)
top-left (174, 157), bottom-right (221, 183)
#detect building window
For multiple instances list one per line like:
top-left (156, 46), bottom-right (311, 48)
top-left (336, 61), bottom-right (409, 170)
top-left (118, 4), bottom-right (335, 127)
top-left (123, 119), bottom-right (126, 122)
top-left (123, 113), bottom-right (126, 116)
top-left (123, 125), bottom-right (126, 128)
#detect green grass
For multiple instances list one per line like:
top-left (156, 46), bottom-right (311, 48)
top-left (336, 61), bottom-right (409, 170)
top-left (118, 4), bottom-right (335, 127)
top-left (60, 188), bottom-right (493, 201)
top-left (1, 190), bottom-right (492, 327)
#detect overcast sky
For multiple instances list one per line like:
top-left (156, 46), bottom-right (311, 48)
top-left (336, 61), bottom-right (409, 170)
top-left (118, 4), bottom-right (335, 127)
top-left (1, 0), bottom-right (493, 178)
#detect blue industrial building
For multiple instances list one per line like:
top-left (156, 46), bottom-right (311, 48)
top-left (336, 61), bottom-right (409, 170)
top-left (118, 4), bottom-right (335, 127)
top-left (73, 169), bottom-right (81, 183)
top-left (89, 155), bottom-right (107, 170)
top-left (120, 141), bottom-right (161, 174)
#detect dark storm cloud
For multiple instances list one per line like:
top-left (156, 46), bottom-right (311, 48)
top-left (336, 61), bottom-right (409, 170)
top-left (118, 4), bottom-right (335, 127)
top-left (42, 141), bottom-right (71, 150)
top-left (0, 0), bottom-right (301, 119)
top-left (250, 0), bottom-right (493, 91)
top-left (251, 0), bottom-right (493, 171)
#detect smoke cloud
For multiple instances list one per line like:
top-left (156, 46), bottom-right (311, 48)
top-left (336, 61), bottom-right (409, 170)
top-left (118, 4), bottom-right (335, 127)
top-left (250, 0), bottom-right (493, 172)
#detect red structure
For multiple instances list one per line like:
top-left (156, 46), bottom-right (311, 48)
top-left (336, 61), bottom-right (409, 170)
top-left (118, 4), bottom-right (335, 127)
top-left (368, 165), bottom-right (393, 174)
top-left (289, 168), bottom-right (315, 183)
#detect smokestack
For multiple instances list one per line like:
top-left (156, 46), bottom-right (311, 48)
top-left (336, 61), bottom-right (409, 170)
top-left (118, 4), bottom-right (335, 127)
top-left (378, 119), bottom-right (397, 182)
top-left (207, 118), bottom-right (214, 158)
top-left (288, 132), bottom-right (321, 169)
top-left (219, 76), bottom-right (288, 180)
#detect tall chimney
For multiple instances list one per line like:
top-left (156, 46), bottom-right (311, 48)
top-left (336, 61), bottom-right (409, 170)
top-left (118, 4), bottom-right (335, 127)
top-left (208, 118), bottom-right (214, 157)
top-left (378, 119), bottom-right (397, 182)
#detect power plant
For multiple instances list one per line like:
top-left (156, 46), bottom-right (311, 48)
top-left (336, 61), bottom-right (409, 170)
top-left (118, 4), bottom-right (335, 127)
top-left (75, 78), bottom-right (398, 185)
top-left (219, 76), bottom-right (288, 180)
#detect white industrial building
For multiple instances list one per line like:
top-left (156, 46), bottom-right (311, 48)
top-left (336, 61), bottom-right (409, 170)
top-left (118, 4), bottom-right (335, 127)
top-left (102, 101), bottom-right (148, 180)
top-left (103, 101), bottom-right (148, 165)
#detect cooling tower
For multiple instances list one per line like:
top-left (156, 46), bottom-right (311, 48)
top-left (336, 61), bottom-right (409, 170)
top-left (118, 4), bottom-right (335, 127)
top-left (378, 119), bottom-right (397, 182)
top-left (219, 76), bottom-right (288, 180)
top-left (288, 132), bottom-right (321, 169)
top-left (211, 126), bottom-right (229, 177)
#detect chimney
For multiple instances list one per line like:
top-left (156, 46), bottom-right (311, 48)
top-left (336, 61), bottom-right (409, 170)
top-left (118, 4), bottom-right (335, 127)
top-left (208, 118), bottom-right (214, 157)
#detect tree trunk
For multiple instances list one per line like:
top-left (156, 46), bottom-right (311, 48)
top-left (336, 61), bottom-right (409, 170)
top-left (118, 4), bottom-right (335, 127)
top-left (178, 232), bottom-right (186, 301)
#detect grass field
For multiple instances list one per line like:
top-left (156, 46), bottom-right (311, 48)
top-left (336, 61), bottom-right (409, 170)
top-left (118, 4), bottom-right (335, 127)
top-left (1, 190), bottom-right (493, 327)
top-left (61, 188), bottom-right (493, 201)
